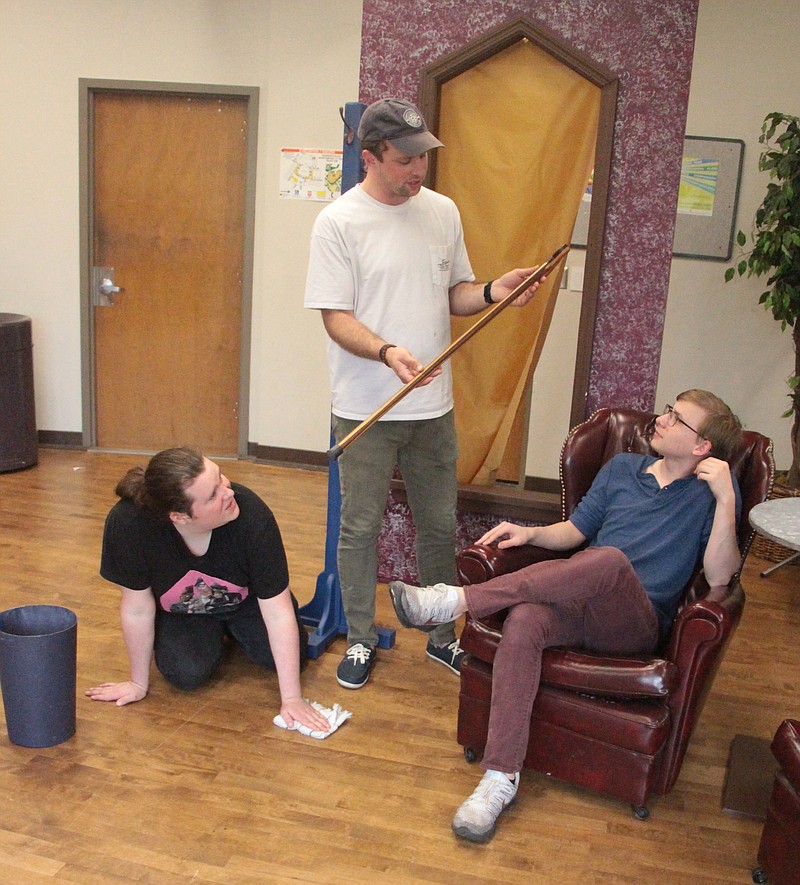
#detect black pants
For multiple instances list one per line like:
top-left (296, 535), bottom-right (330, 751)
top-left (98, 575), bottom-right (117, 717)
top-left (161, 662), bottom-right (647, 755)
top-left (154, 593), bottom-right (308, 691)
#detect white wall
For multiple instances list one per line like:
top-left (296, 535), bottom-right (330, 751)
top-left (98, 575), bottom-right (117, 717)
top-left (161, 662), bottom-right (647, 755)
top-left (1, 0), bottom-right (797, 471)
top-left (252, 0), bottom-right (361, 452)
top-left (525, 253), bottom-right (584, 479)
top-left (657, 0), bottom-right (800, 470)
top-left (0, 0), bottom-right (361, 449)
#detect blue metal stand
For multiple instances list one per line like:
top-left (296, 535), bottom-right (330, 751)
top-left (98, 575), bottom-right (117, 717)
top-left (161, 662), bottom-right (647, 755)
top-left (298, 101), bottom-right (396, 657)
top-left (299, 430), bottom-right (396, 658)
top-left (298, 440), bottom-right (349, 658)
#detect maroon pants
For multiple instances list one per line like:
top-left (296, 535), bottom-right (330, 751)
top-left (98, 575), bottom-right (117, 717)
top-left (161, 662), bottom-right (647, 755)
top-left (463, 546), bottom-right (660, 774)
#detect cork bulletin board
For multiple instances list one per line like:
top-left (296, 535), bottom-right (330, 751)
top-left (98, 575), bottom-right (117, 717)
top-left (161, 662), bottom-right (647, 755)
top-left (672, 135), bottom-right (745, 261)
top-left (572, 136), bottom-right (744, 260)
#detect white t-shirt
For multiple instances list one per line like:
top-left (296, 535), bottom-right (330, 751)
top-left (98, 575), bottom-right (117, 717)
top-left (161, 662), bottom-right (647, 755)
top-left (304, 184), bottom-right (475, 420)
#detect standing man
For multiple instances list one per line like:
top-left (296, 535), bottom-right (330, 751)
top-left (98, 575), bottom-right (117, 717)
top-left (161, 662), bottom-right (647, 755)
top-left (389, 390), bottom-right (743, 841)
top-left (304, 98), bottom-right (540, 689)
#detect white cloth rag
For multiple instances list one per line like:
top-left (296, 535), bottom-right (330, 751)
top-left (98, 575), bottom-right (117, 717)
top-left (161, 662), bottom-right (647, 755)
top-left (273, 700), bottom-right (352, 740)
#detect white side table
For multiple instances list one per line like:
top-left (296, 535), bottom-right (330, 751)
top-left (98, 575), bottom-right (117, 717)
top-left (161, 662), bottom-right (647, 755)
top-left (749, 496), bottom-right (800, 577)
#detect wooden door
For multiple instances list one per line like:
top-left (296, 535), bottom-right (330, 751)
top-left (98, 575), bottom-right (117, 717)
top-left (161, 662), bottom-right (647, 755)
top-left (91, 91), bottom-right (248, 454)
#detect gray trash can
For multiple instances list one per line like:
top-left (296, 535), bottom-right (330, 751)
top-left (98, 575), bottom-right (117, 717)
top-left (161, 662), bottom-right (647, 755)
top-left (0, 313), bottom-right (37, 472)
top-left (0, 605), bottom-right (77, 748)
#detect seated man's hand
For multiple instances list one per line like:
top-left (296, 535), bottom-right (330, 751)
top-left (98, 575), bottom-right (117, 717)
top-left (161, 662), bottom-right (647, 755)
top-left (477, 521), bottom-right (534, 548)
top-left (695, 456), bottom-right (735, 504)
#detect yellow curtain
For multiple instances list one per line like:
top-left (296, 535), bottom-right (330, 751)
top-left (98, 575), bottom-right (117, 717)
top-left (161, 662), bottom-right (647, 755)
top-left (436, 40), bottom-right (599, 484)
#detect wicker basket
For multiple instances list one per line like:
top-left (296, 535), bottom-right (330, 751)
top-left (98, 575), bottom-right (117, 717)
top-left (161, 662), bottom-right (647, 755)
top-left (751, 481), bottom-right (800, 563)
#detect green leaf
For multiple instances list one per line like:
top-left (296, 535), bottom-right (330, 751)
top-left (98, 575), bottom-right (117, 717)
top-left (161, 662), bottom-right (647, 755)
top-left (737, 229), bottom-right (747, 247)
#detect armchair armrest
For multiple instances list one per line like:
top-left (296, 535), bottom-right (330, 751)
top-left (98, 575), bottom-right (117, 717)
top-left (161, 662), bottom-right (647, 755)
top-left (772, 719), bottom-right (800, 788)
top-left (535, 574), bottom-right (743, 704)
top-left (653, 572), bottom-right (746, 795)
top-left (457, 542), bottom-right (569, 585)
top-left (463, 614), bottom-right (678, 699)
top-left (540, 648), bottom-right (677, 698)
top-left (665, 573), bottom-right (745, 662)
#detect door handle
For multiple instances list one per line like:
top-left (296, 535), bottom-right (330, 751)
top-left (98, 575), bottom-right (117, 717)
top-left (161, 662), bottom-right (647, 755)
top-left (92, 266), bottom-right (123, 307)
top-left (99, 278), bottom-right (121, 297)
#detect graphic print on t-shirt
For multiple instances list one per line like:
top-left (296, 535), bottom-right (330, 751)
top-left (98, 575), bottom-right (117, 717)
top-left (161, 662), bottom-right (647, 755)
top-left (161, 569), bottom-right (248, 614)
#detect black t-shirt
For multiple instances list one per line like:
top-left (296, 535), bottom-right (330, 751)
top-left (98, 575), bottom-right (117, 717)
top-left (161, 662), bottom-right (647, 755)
top-left (100, 482), bottom-right (290, 615)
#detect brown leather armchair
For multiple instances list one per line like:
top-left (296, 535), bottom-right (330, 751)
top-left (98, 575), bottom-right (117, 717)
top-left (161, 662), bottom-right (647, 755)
top-left (456, 408), bottom-right (774, 818)
top-left (752, 719), bottom-right (800, 885)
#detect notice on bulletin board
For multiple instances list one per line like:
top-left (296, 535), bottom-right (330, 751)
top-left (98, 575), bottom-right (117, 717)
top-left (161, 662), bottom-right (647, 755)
top-left (279, 148), bottom-right (343, 201)
top-left (677, 156), bottom-right (719, 216)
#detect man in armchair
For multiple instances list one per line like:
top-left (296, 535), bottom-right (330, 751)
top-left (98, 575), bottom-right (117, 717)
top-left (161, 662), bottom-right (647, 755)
top-left (389, 389), bottom-right (743, 842)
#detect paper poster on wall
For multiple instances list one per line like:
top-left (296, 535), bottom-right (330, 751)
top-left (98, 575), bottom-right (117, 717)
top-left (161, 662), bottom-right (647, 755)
top-left (279, 148), bottom-right (343, 201)
top-left (677, 156), bottom-right (719, 216)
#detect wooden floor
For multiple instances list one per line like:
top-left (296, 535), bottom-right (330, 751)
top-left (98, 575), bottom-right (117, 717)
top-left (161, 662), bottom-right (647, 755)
top-left (0, 449), bottom-right (798, 884)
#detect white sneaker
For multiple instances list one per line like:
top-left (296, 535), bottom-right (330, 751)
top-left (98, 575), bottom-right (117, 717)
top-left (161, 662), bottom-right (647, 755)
top-left (452, 770), bottom-right (519, 843)
top-left (388, 581), bottom-right (460, 632)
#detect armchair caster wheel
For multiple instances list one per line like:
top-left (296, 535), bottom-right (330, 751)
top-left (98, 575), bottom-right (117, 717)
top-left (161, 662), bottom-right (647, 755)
top-left (464, 747), bottom-right (477, 764)
top-left (631, 804), bottom-right (649, 820)
top-left (752, 868), bottom-right (768, 884)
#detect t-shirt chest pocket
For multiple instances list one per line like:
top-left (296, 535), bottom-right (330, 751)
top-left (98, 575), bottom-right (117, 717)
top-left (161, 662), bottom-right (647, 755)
top-left (429, 244), bottom-right (454, 289)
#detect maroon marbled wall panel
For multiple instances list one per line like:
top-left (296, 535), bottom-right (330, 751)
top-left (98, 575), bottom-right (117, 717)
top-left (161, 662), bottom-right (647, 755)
top-left (360, 0), bottom-right (698, 412)
top-left (357, 1), bottom-right (699, 582)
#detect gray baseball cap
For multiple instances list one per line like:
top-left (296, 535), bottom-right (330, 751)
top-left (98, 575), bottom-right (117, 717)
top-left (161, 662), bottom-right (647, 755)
top-left (357, 98), bottom-right (444, 155)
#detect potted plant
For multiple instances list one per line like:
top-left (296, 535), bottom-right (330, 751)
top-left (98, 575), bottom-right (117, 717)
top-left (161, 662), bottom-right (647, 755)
top-left (725, 111), bottom-right (800, 490)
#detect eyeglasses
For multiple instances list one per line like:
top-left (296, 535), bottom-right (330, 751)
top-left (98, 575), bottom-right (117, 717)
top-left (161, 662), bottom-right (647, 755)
top-left (663, 404), bottom-right (702, 437)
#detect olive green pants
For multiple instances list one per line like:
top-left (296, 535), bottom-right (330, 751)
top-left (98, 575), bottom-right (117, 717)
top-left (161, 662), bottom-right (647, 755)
top-left (333, 411), bottom-right (458, 648)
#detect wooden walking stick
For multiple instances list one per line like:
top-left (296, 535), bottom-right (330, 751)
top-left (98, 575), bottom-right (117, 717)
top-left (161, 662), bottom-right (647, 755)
top-left (327, 243), bottom-right (570, 460)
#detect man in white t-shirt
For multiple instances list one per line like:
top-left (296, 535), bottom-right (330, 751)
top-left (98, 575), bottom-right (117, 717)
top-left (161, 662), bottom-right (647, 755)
top-left (304, 98), bottom-right (539, 689)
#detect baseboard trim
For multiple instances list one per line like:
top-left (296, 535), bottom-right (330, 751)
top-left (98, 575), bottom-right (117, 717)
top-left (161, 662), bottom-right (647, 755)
top-left (247, 442), bottom-right (328, 471)
top-left (523, 475), bottom-right (560, 496)
top-left (38, 430), bottom-right (84, 449)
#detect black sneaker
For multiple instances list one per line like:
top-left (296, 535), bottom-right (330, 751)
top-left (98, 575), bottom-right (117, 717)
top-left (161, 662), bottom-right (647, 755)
top-left (337, 643), bottom-right (376, 689)
top-left (426, 638), bottom-right (465, 675)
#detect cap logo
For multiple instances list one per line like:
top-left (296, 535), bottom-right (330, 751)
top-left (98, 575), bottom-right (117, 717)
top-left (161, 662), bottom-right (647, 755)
top-left (402, 108), bottom-right (423, 129)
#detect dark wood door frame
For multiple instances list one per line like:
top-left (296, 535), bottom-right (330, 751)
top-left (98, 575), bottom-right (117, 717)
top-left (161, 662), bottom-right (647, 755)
top-left (78, 78), bottom-right (259, 455)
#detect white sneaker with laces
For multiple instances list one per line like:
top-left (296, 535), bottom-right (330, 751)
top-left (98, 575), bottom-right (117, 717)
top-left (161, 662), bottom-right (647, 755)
top-left (452, 770), bottom-right (519, 843)
top-left (388, 581), bottom-right (461, 632)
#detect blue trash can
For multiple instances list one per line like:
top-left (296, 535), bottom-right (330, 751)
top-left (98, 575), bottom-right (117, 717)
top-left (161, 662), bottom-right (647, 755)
top-left (0, 605), bottom-right (77, 747)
